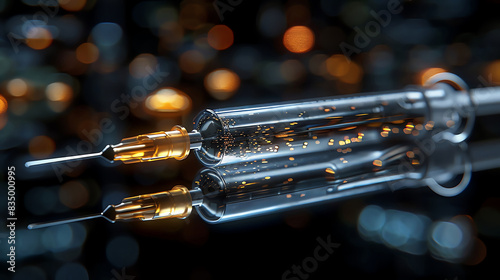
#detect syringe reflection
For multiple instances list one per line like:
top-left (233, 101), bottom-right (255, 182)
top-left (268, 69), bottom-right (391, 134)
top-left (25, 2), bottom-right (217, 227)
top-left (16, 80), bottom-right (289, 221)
top-left (28, 136), bottom-right (500, 229)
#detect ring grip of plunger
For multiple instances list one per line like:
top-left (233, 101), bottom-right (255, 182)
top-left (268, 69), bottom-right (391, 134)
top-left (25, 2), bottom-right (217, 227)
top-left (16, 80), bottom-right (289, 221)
top-left (424, 142), bottom-right (472, 197)
top-left (424, 72), bottom-right (476, 144)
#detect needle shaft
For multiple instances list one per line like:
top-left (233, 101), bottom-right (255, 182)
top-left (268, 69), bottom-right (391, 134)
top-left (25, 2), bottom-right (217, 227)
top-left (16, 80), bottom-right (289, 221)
top-left (25, 152), bottom-right (103, 168)
top-left (27, 213), bottom-right (103, 229)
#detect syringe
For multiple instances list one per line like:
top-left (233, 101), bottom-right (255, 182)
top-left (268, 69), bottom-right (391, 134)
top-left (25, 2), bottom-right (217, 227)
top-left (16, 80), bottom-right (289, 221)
top-left (28, 185), bottom-right (200, 229)
top-left (25, 73), bottom-right (500, 168)
top-left (28, 137), bottom-right (500, 229)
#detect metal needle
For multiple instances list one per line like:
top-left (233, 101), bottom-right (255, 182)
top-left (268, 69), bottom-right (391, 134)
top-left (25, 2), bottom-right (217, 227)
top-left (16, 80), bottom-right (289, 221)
top-left (28, 205), bottom-right (117, 230)
top-left (25, 152), bottom-right (103, 168)
top-left (25, 145), bottom-right (115, 168)
top-left (27, 213), bottom-right (103, 229)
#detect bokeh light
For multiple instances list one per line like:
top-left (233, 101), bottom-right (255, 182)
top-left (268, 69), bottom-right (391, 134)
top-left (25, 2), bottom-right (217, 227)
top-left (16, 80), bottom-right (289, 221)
top-left (0, 94), bottom-right (8, 114)
top-left (280, 59), bottom-right (306, 83)
top-left (58, 0), bottom-right (87, 12)
top-left (41, 224), bottom-right (73, 253)
top-left (59, 181), bottom-right (89, 209)
top-left (55, 263), bottom-right (89, 280)
top-left (29, 136), bottom-right (56, 159)
top-left (358, 206), bottom-right (487, 263)
top-left (179, 2), bottom-right (207, 30)
top-left (326, 55), bottom-right (364, 84)
top-left (46, 82), bottom-right (74, 102)
top-left (283, 26), bottom-right (315, 53)
top-left (179, 50), bottom-right (205, 74)
top-left (258, 6), bottom-right (286, 37)
top-left (207, 25), bottom-right (234, 51)
top-left (145, 87), bottom-right (191, 114)
top-left (358, 205), bottom-right (431, 255)
top-left (484, 60), bottom-right (500, 85)
top-left (420, 67), bottom-right (447, 85)
top-left (91, 22), bottom-right (123, 47)
top-left (326, 54), bottom-right (350, 78)
top-left (26, 27), bottom-right (53, 50)
top-left (159, 22), bottom-right (184, 52)
top-left (129, 53), bottom-right (158, 78)
top-left (204, 68), bottom-right (240, 100)
top-left (76, 43), bottom-right (99, 64)
top-left (7, 78), bottom-right (29, 97)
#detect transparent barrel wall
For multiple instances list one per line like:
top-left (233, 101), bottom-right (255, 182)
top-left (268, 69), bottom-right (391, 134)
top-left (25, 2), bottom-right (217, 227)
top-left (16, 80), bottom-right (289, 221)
top-left (194, 89), bottom-right (433, 166)
top-left (194, 142), bottom-right (428, 223)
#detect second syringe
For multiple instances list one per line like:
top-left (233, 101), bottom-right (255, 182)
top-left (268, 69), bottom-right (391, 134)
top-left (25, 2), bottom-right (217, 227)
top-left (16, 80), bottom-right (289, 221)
top-left (27, 75), bottom-right (494, 168)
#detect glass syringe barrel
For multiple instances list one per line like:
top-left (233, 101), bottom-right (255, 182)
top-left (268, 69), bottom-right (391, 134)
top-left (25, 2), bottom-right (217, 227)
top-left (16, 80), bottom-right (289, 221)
top-left (192, 137), bottom-right (500, 223)
top-left (193, 142), bottom-right (421, 223)
top-left (192, 82), bottom-right (475, 166)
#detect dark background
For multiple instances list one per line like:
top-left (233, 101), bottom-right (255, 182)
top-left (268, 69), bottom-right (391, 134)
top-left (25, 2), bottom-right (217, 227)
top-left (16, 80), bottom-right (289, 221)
top-left (1, 0), bottom-right (500, 279)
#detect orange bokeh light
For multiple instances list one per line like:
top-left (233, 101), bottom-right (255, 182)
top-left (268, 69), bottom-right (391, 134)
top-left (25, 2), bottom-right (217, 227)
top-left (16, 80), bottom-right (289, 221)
top-left (485, 60), bottom-right (500, 85)
top-left (7, 78), bottom-right (29, 97)
top-left (420, 67), bottom-right (447, 85)
top-left (179, 50), bottom-right (205, 74)
top-left (145, 88), bottom-right (191, 113)
top-left (326, 55), bottom-right (363, 84)
top-left (129, 53), bottom-right (158, 78)
top-left (179, 3), bottom-right (207, 30)
top-left (326, 54), bottom-right (350, 78)
top-left (58, 0), bottom-right (87, 12)
top-left (0, 94), bottom-right (7, 114)
top-left (26, 27), bottom-right (53, 50)
top-left (207, 25), bottom-right (234, 51)
top-left (204, 69), bottom-right (240, 100)
top-left (46, 82), bottom-right (73, 102)
top-left (76, 42), bottom-right (99, 64)
top-left (29, 135), bottom-right (56, 159)
top-left (59, 181), bottom-right (89, 209)
top-left (283, 26), bottom-right (314, 53)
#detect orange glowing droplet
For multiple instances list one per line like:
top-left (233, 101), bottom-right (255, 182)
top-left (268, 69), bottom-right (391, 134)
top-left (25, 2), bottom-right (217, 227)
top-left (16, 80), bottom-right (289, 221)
top-left (420, 67), bottom-right (447, 85)
top-left (26, 27), bottom-right (53, 50)
top-left (204, 68), bottom-right (240, 100)
top-left (373, 160), bottom-right (383, 167)
top-left (76, 42), bottom-right (99, 64)
top-left (207, 25), bottom-right (234, 51)
top-left (283, 26), bottom-right (315, 53)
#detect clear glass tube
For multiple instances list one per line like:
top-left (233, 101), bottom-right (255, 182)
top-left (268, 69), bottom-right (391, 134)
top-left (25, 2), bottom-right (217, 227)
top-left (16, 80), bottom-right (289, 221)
top-left (192, 83), bottom-right (473, 166)
top-left (192, 139), bottom-right (424, 223)
top-left (190, 136), bottom-right (497, 223)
